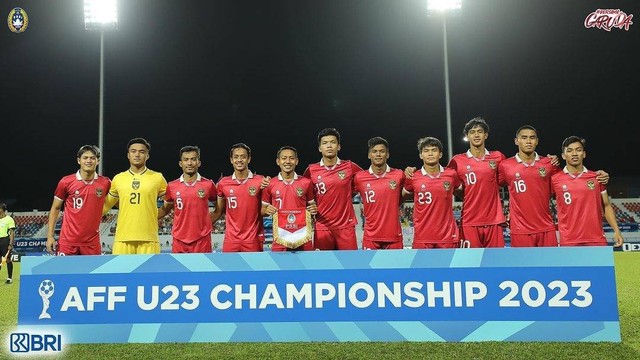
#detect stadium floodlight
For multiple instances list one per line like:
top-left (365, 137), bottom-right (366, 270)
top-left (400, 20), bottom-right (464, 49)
top-left (84, 0), bottom-right (118, 175)
top-left (427, 0), bottom-right (461, 162)
top-left (427, 0), bottom-right (462, 12)
top-left (84, 0), bottom-right (118, 30)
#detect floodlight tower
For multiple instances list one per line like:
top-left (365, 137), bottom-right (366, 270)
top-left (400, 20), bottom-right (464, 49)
top-left (84, 0), bottom-right (118, 175)
top-left (427, 0), bottom-right (462, 162)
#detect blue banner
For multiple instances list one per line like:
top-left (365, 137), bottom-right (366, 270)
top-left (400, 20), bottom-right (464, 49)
top-left (17, 248), bottom-right (620, 343)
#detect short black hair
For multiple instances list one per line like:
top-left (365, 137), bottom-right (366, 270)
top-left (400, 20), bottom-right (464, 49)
top-left (561, 136), bottom-right (586, 152)
top-left (417, 137), bottom-right (443, 153)
top-left (463, 117), bottom-right (489, 135)
top-left (230, 143), bottom-right (251, 157)
top-left (127, 138), bottom-right (151, 152)
top-left (367, 137), bottom-right (389, 151)
top-left (277, 146), bottom-right (298, 158)
top-left (317, 128), bottom-right (341, 145)
top-left (77, 145), bottom-right (100, 159)
top-left (515, 125), bottom-right (538, 137)
top-left (179, 145), bottom-right (201, 159)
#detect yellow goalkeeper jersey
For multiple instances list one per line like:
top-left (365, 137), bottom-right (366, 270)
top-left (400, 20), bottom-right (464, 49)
top-left (106, 168), bottom-right (167, 242)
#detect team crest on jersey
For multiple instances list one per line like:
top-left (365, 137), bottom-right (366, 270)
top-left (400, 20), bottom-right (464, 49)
top-left (515, 172), bottom-right (521, 179)
top-left (197, 189), bottom-right (206, 198)
top-left (489, 160), bottom-right (496, 169)
top-left (539, 167), bottom-right (547, 177)
top-left (338, 171), bottom-right (346, 180)
top-left (389, 180), bottom-right (397, 190)
top-left (249, 186), bottom-right (257, 196)
top-left (95, 188), bottom-right (104, 198)
top-left (587, 180), bottom-right (595, 190)
top-left (443, 181), bottom-right (451, 191)
top-left (562, 185), bottom-right (568, 191)
top-left (421, 184), bottom-right (426, 190)
top-left (132, 180), bottom-right (140, 190)
top-left (466, 165), bottom-right (472, 171)
top-left (296, 187), bottom-right (304, 197)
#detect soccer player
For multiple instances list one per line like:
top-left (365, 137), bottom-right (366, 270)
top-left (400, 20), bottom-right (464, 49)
top-left (404, 137), bottom-right (461, 249)
top-left (262, 146), bottom-right (317, 251)
top-left (303, 128), bottom-right (363, 250)
top-left (551, 136), bottom-right (623, 247)
top-left (159, 146), bottom-right (217, 253)
top-left (353, 137), bottom-right (405, 250)
top-left (103, 138), bottom-right (167, 255)
top-left (0, 203), bottom-right (15, 284)
top-left (447, 117), bottom-right (506, 248)
top-left (212, 143), bottom-right (266, 252)
top-left (46, 145), bottom-right (111, 255)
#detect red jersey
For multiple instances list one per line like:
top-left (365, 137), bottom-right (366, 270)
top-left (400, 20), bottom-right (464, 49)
top-left (551, 167), bottom-right (607, 245)
top-left (303, 159), bottom-right (362, 230)
top-left (353, 166), bottom-right (405, 242)
top-left (405, 166), bottom-right (460, 243)
top-left (54, 171), bottom-right (111, 246)
top-left (216, 171), bottom-right (265, 243)
top-left (448, 149), bottom-right (506, 226)
top-left (498, 154), bottom-right (559, 234)
top-left (165, 174), bottom-right (217, 243)
top-left (262, 173), bottom-right (315, 209)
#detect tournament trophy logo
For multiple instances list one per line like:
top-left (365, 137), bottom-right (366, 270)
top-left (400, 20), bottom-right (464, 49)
top-left (8, 7), bottom-right (28, 33)
top-left (38, 280), bottom-right (55, 320)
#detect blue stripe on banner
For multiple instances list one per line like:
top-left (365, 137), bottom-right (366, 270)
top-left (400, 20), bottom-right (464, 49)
top-left (173, 254), bottom-right (222, 272)
top-left (388, 321), bottom-right (445, 341)
top-left (155, 323), bottom-right (198, 342)
top-left (580, 322), bottom-right (621, 342)
top-left (462, 321), bottom-right (534, 341)
top-left (300, 322), bottom-right (339, 341)
top-left (326, 322), bottom-right (368, 341)
top-left (425, 321), bottom-right (486, 342)
top-left (263, 322), bottom-right (310, 342)
top-left (230, 323), bottom-right (273, 342)
top-left (370, 250), bottom-right (416, 268)
top-left (480, 247), bottom-right (614, 267)
top-left (190, 323), bottom-right (237, 342)
top-left (506, 321), bottom-right (608, 342)
top-left (91, 255), bottom-right (152, 274)
top-left (356, 321), bottom-right (406, 341)
top-left (20, 256), bottom-right (53, 275)
top-left (449, 249), bottom-right (484, 268)
top-left (128, 323), bottom-right (160, 343)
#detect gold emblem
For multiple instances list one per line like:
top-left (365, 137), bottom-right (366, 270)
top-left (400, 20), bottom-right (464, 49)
top-left (197, 189), bottom-right (206, 198)
top-left (96, 188), bottom-right (104, 197)
top-left (587, 180), bottom-right (595, 190)
top-left (489, 160), bottom-right (496, 169)
top-left (8, 8), bottom-right (28, 33)
top-left (132, 180), bottom-right (140, 190)
top-left (296, 187), bottom-right (304, 197)
top-left (539, 167), bottom-right (547, 177)
top-left (338, 171), bottom-right (346, 180)
top-left (249, 186), bottom-right (257, 196)
top-left (389, 180), bottom-right (397, 190)
top-left (444, 181), bottom-right (451, 191)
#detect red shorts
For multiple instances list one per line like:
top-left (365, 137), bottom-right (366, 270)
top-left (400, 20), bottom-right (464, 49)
top-left (314, 227), bottom-right (357, 250)
top-left (362, 239), bottom-right (403, 250)
top-left (413, 242), bottom-right (460, 249)
top-left (57, 241), bottom-right (101, 256)
top-left (173, 235), bottom-right (212, 253)
top-left (223, 240), bottom-right (263, 252)
top-left (271, 240), bottom-right (313, 252)
top-left (559, 241), bottom-right (607, 247)
top-left (510, 231), bottom-right (558, 247)
top-left (461, 225), bottom-right (505, 248)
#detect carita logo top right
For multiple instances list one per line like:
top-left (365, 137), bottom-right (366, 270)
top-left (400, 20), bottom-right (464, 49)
top-left (584, 9), bottom-right (633, 31)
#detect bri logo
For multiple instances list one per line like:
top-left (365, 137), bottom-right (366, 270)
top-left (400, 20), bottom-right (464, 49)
top-left (9, 332), bottom-right (63, 353)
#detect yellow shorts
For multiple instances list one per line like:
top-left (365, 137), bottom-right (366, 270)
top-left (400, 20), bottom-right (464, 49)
top-left (112, 241), bottom-right (160, 255)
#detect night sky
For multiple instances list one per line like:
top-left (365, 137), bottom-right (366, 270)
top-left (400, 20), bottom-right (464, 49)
top-left (1, 0), bottom-right (638, 211)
